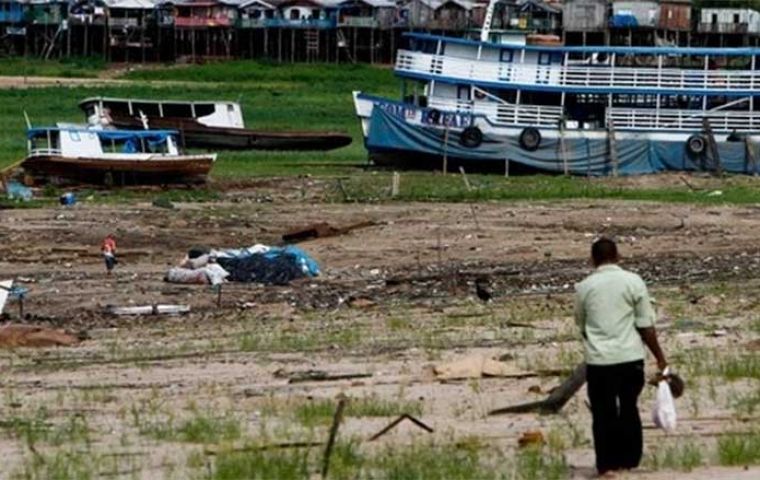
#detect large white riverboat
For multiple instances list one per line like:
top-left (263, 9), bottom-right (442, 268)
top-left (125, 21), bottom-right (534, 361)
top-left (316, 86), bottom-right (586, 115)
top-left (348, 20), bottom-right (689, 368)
top-left (354, 6), bottom-right (760, 175)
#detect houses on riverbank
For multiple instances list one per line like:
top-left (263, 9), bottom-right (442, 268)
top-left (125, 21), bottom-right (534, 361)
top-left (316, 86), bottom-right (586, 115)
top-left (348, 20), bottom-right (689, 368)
top-left (1, 0), bottom-right (759, 63)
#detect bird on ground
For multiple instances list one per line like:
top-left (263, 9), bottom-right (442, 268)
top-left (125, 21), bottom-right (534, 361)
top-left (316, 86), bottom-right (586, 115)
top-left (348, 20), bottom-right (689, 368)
top-left (475, 277), bottom-right (493, 303)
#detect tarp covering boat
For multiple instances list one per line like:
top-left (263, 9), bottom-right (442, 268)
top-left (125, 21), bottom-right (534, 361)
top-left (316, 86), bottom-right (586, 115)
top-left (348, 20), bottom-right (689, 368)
top-left (366, 107), bottom-right (760, 176)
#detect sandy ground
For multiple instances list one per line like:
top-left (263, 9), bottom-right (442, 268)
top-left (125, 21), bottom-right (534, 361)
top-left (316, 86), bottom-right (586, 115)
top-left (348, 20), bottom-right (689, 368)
top-left (0, 180), bottom-right (759, 478)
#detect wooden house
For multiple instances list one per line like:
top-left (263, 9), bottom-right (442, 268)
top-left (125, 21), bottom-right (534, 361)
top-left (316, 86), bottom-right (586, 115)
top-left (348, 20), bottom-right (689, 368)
top-left (171, 0), bottom-right (240, 59)
top-left (26, 0), bottom-right (68, 27)
top-left (562, 0), bottom-right (607, 32)
top-left (273, 0), bottom-right (337, 27)
top-left (172, 0), bottom-right (238, 29)
top-left (513, 0), bottom-right (560, 34)
top-left (337, 0), bottom-right (396, 29)
top-left (404, 0), bottom-right (475, 31)
top-left (237, 0), bottom-right (276, 28)
top-left (610, 1), bottom-right (659, 30)
top-left (658, 0), bottom-right (691, 32)
top-left (698, 7), bottom-right (760, 36)
top-left (0, 0), bottom-right (26, 32)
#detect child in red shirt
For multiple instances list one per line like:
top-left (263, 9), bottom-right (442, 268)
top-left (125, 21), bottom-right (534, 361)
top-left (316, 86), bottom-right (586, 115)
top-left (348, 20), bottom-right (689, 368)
top-left (101, 234), bottom-right (118, 275)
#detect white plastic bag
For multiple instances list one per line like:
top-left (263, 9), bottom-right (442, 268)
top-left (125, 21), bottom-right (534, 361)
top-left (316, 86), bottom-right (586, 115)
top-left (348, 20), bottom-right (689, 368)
top-left (652, 367), bottom-right (677, 432)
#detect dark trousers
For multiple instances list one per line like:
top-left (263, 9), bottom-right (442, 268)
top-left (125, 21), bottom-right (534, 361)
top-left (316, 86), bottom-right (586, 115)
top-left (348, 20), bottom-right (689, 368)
top-left (587, 360), bottom-right (645, 474)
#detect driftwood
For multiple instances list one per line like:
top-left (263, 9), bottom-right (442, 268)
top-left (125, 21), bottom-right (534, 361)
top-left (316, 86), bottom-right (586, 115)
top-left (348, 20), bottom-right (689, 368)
top-left (204, 441), bottom-right (324, 456)
top-left (282, 221), bottom-right (376, 243)
top-left (488, 363), bottom-right (587, 415)
top-left (105, 305), bottom-right (190, 316)
top-left (275, 369), bottom-right (372, 384)
top-left (368, 414), bottom-right (434, 441)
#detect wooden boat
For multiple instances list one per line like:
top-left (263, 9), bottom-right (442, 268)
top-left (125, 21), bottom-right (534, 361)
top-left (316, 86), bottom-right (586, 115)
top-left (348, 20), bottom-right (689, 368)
top-left (79, 97), bottom-right (353, 151)
top-left (23, 127), bottom-right (216, 185)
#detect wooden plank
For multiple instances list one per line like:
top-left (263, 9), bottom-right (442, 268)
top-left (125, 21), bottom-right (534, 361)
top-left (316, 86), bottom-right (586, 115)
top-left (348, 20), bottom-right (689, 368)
top-left (488, 363), bottom-right (587, 415)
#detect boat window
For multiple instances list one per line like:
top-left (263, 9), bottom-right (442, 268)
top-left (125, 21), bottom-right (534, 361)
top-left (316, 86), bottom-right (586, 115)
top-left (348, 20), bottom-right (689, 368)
top-left (499, 49), bottom-right (513, 63)
top-left (105, 101), bottom-right (131, 117)
top-left (194, 104), bottom-right (216, 117)
top-left (457, 85), bottom-right (471, 101)
top-left (68, 131), bottom-right (81, 142)
top-left (162, 103), bottom-right (193, 118)
top-left (538, 52), bottom-right (559, 66)
top-left (132, 102), bottom-right (161, 116)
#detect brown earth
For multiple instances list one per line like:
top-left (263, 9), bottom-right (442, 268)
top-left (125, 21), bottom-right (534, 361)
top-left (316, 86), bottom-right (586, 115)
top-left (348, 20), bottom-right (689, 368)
top-left (0, 179), bottom-right (758, 478)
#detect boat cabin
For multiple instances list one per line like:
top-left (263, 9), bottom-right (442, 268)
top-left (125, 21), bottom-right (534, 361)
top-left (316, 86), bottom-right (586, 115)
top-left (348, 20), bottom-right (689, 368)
top-left (80, 97), bottom-right (246, 129)
top-left (27, 128), bottom-right (181, 158)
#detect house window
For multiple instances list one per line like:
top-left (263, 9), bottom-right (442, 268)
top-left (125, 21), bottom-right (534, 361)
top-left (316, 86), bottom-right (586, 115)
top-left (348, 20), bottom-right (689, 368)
top-left (538, 52), bottom-right (560, 65)
top-left (500, 49), bottom-right (513, 63)
top-left (289, 9), bottom-right (299, 20)
top-left (734, 13), bottom-right (740, 24)
top-left (712, 13), bottom-right (718, 24)
top-left (457, 85), bottom-right (471, 101)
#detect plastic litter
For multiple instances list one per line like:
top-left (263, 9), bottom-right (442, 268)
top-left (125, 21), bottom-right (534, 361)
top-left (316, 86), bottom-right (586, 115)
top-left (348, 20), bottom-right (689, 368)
top-left (59, 192), bottom-right (76, 206)
top-left (5, 181), bottom-right (32, 201)
top-left (652, 367), bottom-right (678, 432)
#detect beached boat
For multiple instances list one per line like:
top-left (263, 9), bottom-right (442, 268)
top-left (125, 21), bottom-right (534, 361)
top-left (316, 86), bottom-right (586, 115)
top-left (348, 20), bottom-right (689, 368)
top-left (22, 127), bottom-right (216, 185)
top-left (353, 1), bottom-right (760, 175)
top-left (79, 97), bottom-right (353, 151)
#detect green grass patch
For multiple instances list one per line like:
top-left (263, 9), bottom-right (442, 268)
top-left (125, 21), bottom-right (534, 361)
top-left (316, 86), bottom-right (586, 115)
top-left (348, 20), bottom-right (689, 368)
top-left (293, 396), bottom-right (424, 428)
top-left (137, 410), bottom-right (241, 444)
top-left (717, 432), bottom-right (760, 466)
top-left (339, 172), bottom-right (760, 205)
top-left (0, 57), bottom-right (105, 78)
top-left (645, 441), bottom-right (704, 472)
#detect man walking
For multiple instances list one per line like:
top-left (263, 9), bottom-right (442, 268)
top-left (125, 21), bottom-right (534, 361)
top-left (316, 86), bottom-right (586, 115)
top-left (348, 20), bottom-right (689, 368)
top-left (574, 238), bottom-right (668, 477)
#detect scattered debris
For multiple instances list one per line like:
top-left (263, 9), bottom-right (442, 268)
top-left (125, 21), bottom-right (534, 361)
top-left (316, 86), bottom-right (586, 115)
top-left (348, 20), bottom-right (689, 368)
top-left (518, 431), bottom-right (545, 448)
top-left (5, 181), bottom-right (32, 201)
top-left (274, 369), bottom-right (372, 384)
top-left (368, 414), bottom-right (435, 441)
top-left (105, 305), bottom-right (191, 316)
top-left (434, 355), bottom-right (533, 380)
top-left (59, 192), bottom-right (76, 206)
top-left (0, 279), bottom-right (11, 314)
top-left (489, 363), bottom-right (587, 415)
top-left (152, 197), bottom-right (175, 209)
top-left (710, 329), bottom-right (728, 337)
top-left (347, 297), bottom-right (376, 309)
top-left (0, 324), bottom-right (80, 348)
top-left (282, 221), bottom-right (376, 243)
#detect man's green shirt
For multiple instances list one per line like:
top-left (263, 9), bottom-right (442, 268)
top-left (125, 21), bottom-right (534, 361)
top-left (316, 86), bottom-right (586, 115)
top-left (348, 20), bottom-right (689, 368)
top-left (574, 264), bottom-right (656, 366)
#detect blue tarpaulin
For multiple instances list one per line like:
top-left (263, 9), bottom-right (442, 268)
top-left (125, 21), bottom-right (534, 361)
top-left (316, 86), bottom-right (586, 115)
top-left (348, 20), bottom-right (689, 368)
top-left (366, 107), bottom-right (759, 176)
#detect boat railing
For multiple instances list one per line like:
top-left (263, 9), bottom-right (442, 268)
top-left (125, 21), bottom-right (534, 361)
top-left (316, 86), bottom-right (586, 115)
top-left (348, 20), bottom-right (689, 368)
top-left (396, 50), bottom-right (760, 93)
top-left (608, 108), bottom-right (760, 132)
top-left (427, 96), bottom-right (563, 127)
top-left (28, 147), bottom-right (62, 157)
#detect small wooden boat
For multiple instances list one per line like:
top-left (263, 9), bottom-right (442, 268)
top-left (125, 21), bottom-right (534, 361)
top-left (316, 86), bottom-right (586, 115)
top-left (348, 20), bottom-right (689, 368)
top-left (22, 127), bottom-right (216, 185)
top-left (79, 97), bottom-right (353, 151)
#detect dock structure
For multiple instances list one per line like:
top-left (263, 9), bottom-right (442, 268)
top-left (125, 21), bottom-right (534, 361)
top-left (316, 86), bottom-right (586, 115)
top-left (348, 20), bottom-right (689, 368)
top-left (4, 1), bottom-right (760, 65)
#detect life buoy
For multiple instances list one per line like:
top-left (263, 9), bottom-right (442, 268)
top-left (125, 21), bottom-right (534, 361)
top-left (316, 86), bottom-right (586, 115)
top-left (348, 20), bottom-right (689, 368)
top-left (686, 134), bottom-right (706, 156)
top-left (427, 109), bottom-right (442, 125)
top-left (459, 126), bottom-right (483, 148)
top-left (519, 127), bottom-right (541, 151)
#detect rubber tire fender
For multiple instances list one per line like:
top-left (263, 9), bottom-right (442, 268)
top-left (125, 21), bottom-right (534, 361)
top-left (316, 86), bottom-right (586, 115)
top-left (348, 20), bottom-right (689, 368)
top-left (686, 134), bottom-right (706, 156)
top-left (459, 126), bottom-right (483, 148)
top-left (519, 127), bottom-right (542, 152)
top-left (427, 108), bottom-right (442, 125)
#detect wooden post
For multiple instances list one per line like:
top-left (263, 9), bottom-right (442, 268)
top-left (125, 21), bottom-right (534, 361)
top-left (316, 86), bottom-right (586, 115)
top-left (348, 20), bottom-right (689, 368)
top-left (607, 114), bottom-right (619, 177)
top-left (702, 117), bottom-right (723, 176)
top-left (458, 166), bottom-right (471, 191)
top-left (505, 159), bottom-right (509, 177)
top-left (559, 118), bottom-right (569, 176)
top-left (442, 125), bottom-right (450, 175)
top-left (489, 363), bottom-right (587, 415)
top-left (391, 171), bottom-right (400, 197)
top-left (321, 397), bottom-right (347, 479)
top-left (746, 136), bottom-right (758, 175)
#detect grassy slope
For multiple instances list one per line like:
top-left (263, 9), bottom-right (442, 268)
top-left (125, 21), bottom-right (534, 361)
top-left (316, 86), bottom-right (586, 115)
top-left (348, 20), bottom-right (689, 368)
top-left (0, 57), bottom-right (106, 78)
top-left (3, 60), bottom-right (760, 205)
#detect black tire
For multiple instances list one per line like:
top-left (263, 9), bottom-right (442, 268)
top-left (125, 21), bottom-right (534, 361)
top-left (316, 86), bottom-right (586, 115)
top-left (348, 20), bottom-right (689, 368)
top-left (427, 109), bottom-right (442, 125)
top-left (686, 134), bottom-right (706, 156)
top-left (519, 127), bottom-right (542, 151)
top-left (459, 126), bottom-right (483, 148)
